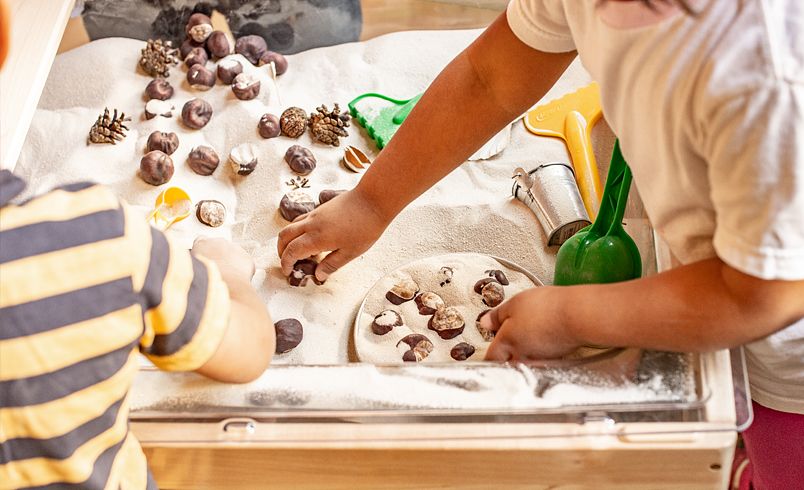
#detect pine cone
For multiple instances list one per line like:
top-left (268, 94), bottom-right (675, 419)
top-left (280, 107), bottom-right (308, 138)
top-left (88, 108), bottom-right (131, 145)
top-left (139, 39), bottom-right (179, 78)
top-left (309, 104), bottom-right (350, 147)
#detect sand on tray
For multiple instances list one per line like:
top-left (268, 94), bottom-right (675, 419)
top-left (15, 29), bottom-right (630, 364)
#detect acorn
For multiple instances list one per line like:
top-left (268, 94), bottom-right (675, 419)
top-left (206, 31), bottom-right (231, 58)
top-left (187, 63), bottom-right (215, 90)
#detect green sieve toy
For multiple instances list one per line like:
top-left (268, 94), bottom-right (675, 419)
top-left (348, 92), bottom-right (423, 150)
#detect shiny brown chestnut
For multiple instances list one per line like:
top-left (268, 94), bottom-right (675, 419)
top-left (284, 145), bottom-right (316, 175)
top-left (258, 50), bottom-right (288, 75)
top-left (187, 64), bottom-right (215, 90)
top-left (231, 73), bottom-right (260, 100)
top-left (184, 46), bottom-right (208, 68)
top-left (181, 98), bottom-right (213, 129)
top-left (146, 131), bottom-right (179, 155)
top-left (206, 31), bottom-right (231, 58)
top-left (274, 318), bottom-right (303, 353)
top-left (279, 190), bottom-right (315, 222)
top-left (145, 78), bottom-right (173, 100)
top-left (139, 151), bottom-right (174, 186)
top-left (186, 13), bottom-right (213, 43)
top-left (371, 310), bottom-right (403, 336)
top-left (216, 58), bottom-right (242, 85)
top-left (235, 35), bottom-right (267, 65)
top-left (428, 306), bottom-right (465, 340)
top-left (257, 113), bottom-right (280, 139)
top-left (187, 146), bottom-right (220, 176)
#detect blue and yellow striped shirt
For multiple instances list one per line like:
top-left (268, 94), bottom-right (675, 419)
top-left (0, 171), bottom-right (231, 489)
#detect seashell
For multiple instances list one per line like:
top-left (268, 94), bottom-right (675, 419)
top-left (342, 145), bottom-right (371, 172)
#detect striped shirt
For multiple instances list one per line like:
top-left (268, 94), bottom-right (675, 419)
top-left (0, 171), bottom-right (231, 489)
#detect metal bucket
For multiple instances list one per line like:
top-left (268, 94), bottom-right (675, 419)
top-left (512, 163), bottom-right (591, 246)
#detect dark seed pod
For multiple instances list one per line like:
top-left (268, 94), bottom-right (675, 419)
top-left (145, 78), bottom-right (173, 100)
top-left (450, 342), bottom-right (475, 361)
top-left (414, 292), bottom-right (445, 316)
top-left (288, 258), bottom-right (322, 287)
top-left (146, 131), bottom-right (179, 155)
top-left (196, 200), bottom-right (226, 227)
top-left (386, 277), bottom-right (419, 305)
top-left (371, 310), bottom-right (402, 336)
top-left (428, 306), bottom-right (465, 340)
top-left (182, 98), bottom-right (213, 129)
top-left (397, 334), bottom-right (434, 362)
top-left (259, 50), bottom-right (288, 75)
top-left (283, 145), bottom-right (316, 175)
top-left (274, 318), bottom-right (303, 354)
top-left (279, 190), bottom-right (315, 222)
top-left (206, 31), bottom-right (231, 58)
top-left (318, 189), bottom-right (345, 206)
top-left (216, 58), bottom-right (243, 85)
top-left (187, 63), bottom-right (215, 90)
top-left (231, 73), bottom-right (260, 100)
top-left (187, 146), bottom-right (220, 176)
top-left (139, 151), bottom-right (174, 186)
top-left (485, 269), bottom-right (509, 285)
top-left (258, 113), bottom-right (280, 139)
top-left (235, 35), bottom-right (268, 65)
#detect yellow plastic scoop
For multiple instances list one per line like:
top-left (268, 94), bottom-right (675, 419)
top-left (146, 186), bottom-right (192, 231)
top-left (525, 83), bottom-right (604, 219)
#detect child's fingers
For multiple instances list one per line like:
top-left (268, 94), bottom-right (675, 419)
top-left (315, 249), bottom-right (350, 282)
top-left (480, 300), bottom-right (510, 333)
top-left (277, 218), bottom-right (307, 257)
top-left (279, 234), bottom-right (318, 276)
top-left (484, 326), bottom-right (515, 361)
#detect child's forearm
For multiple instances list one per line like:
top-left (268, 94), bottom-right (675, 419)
top-left (357, 12), bottom-right (576, 222)
top-left (557, 257), bottom-right (804, 352)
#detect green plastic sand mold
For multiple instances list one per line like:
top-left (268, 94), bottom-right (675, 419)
top-left (348, 92), bottom-right (423, 150)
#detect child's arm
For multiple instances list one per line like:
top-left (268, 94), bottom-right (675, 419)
top-left (483, 257), bottom-right (804, 360)
top-left (191, 237), bottom-right (275, 383)
top-left (278, 12), bottom-right (577, 281)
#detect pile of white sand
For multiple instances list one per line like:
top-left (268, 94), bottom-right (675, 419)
top-left (16, 30), bottom-right (629, 367)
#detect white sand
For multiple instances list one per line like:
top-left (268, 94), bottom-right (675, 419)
top-left (18, 30), bottom-right (621, 364)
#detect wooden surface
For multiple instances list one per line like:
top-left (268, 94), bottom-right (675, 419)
top-left (0, 0), bottom-right (73, 170)
top-left (360, 0), bottom-right (501, 40)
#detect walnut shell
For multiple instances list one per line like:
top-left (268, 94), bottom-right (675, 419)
top-left (146, 131), bottom-right (179, 155)
top-left (279, 190), bottom-right (315, 222)
top-left (181, 98), bottom-right (213, 129)
top-left (139, 151), bottom-right (174, 186)
top-left (283, 145), bottom-right (316, 175)
top-left (280, 107), bottom-right (307, 138)
top-left (274, 318), bottom-right (303, 354)
top-left (187, 146), bottom-right (220, 176)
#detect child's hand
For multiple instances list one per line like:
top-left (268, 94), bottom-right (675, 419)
top-left (192, 237), bottom-right (256, 282)
top-left (277, 188), bottom-right (391, 282)
top-left (482, 287), bottom-right (581, 361)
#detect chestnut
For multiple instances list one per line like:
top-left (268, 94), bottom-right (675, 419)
top-left (473, 277), bottom-right (497, 294)
top-left (146, 131), bottom-right (179, 155)
top-left (386, 277), bottom-right (418, 305)
top-left (139, 151), bottom-right (174, 186)
top-left (258, 50), bottom-right (288, 75)
top-left (283, 145), bottom-right (316, 175)
top-left (184, 46), bottom-right (208, 68)
top-left (196, 200), bottom-right (226, 227)
top-left (180, 37), bottom-right (205, 59)
top-left (187, 146), bottom-right (220, 176)
top-left (428, 306), bottom-right (465, 340)
top-left (186, 12), bottom-right (213, 43)
top-left (476, 310), bottom-right (494, 342)
top-left (144, 99), bottom-right (174, 119)
top-left (481, 281), bottom-right (505, 307)
top-left (288, 258), bottom-right (322, 287)
top-left (187, 63), bottom-right (215, 90)
top-left (257, 113), bottom-right (280, 139)
top-left (450, 342), bottom-right (475, 361)
top-left (318, 189), bottom-right (345, 206)
top-left (274, 318), bottom-right (303, 354)
top-left (231, 73), bottom-right (260, 100)
top-left (397, 334), bottom-right (434, 363)
top-left (279, 190), bottom-right (315, 222)
top-left (485, 269), bottom-right (509, 285)
top-left (145, 78), bottom-right (173, 101)
top-left (182, 98), bottom-right (213, 129)
top-left (229, 143), bottom-right (258, 176)
top-left (216, 58), bottom-right (242, 85)
top-left (206, 31), bottom-right (231, 58)
top-left (414, 292), bottom-right (445, 316)
top-left (371, 310), bottom-right (402, 336)
top-left (235, 35), bottom-right (268, 65)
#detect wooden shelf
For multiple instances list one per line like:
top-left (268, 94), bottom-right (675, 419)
top-left (0, 0), bottom-right (74, 171)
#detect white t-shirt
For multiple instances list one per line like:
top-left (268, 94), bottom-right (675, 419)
top-left (507, 0), bottom-right (804, 413)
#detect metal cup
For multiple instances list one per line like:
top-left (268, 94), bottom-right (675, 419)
top-left (512, 163), bottom-right (591, 246)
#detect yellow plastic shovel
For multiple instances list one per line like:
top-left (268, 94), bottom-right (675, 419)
top-left (525, 83), bottom-right (604, 219)
top-left (146, 186), bottom-right (192, 231)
